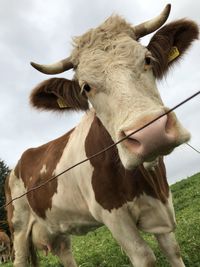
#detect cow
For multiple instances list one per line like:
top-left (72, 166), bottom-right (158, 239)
top-left (5, 4), bottom-right (199, 267)
top-left (0, 230), bottom-right (11, 264)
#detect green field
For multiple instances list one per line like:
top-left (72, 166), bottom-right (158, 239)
top-left (2, 172), bottom-right (200, 267)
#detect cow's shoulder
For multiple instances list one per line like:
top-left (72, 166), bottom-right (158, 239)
top-left (15, 128), bottom-right (74, 183)
top-left (14, 128), bottom-right (74, 218)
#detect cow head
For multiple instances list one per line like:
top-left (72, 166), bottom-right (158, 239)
top-left (30, 5), bottom-right (199, 169)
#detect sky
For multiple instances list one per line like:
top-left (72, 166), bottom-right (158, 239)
top-left (0, 0), bottom-right (199, 184)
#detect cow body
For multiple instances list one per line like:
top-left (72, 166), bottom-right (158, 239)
top-left (5, 5), bottom-right (198, 267)
top-left (7, 111), bottom-right (181, 267)
top-left (0, 231), bottom-right (11, 264)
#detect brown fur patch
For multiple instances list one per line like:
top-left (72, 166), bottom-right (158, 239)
top-left (15, 128), bottom-right (74, 218)
top-left (85, 116), bottom-right (169, 211)
top-left (30, 78), bottom-right (89, 112)
top-left (147, 19), bottom-right (199, 79)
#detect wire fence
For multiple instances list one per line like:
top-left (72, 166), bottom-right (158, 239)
top-left (0, 90), bottom-right (200, 212)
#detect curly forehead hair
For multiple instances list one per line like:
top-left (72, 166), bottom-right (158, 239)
top-left (71, 15), bottom-right (137, 65)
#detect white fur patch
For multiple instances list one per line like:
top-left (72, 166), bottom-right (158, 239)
top-left (41, 111), bottom-right (102, 233)
top-left (40, 164), bottom-right (47, 174)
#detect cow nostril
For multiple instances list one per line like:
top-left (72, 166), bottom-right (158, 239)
top-left (127, 137), bottom-right (141, 148)
top-left (165, 113), bottom-right (176, 136)
top-left (122, 131), bottom-right (141, 150)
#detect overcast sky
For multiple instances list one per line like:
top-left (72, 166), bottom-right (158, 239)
top-left (0, 0), bottom-right (199, 184)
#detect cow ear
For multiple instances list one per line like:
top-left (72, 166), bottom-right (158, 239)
top-left (30, 78), bottom-right (89, 111)
top-left (147, 19), bottom-right (199, 79)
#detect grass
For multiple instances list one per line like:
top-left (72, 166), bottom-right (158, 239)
top-left (2, 172), bottom-right (200, 266)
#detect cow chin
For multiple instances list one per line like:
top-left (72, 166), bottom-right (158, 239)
top-left (118, 148), bottom-right (163, 170)
top-left (118, 145), bottom-right (170, 170)
top-left (117, 146), bottom-right (143, 170)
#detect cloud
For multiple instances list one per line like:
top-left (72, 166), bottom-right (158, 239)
top-left (0, 0), bottom-right (199, 183)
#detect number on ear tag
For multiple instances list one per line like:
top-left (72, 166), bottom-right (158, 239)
top-left (57, 98), bottom-right (68, 108)
top-left (168, 46), bottom-right (180, 62)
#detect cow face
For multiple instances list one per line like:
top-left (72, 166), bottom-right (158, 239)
top-left (30, 5), bottom-right (198, 169)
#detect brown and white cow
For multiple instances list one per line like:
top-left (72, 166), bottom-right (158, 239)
top-left (0, 230), bottom-right (11, 264)
top-left (5, 4), bottom-right (199, 267)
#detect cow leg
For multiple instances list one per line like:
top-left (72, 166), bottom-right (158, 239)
top-left (8, 171), bottom-right (31, 267)
top-left (3, 252), bottom-right (7, 263)
top-left (13, 231), bottom-right (29, 267)
top-left (51, 235), bottom-right (77, 267)
top-left (2, 252), bottom-right (6, 263)
top-left (155, 232), bottom-right (185, 267)
top-left (103, 210), bottom-right (156, 267)
top-left (12, 216), bottom-right (30, 267)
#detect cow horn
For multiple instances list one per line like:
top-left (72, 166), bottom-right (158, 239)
top-left (30, 57), bottom-right (73, 75)
top-left (134, 4), bottom-right (171, 39)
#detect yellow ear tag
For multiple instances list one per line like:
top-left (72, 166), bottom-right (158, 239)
top-left (168, 46), bottom-right (180, 62)
top-left (57, 98), bottom-right (68, 108)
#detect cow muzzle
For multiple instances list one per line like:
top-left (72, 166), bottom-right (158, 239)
top-left (121, 112), bottom-right (190, 162)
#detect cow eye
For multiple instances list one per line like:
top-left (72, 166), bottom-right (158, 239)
top-left (82, 83), bottom-right (91, 93)
top-left (145, 56), bottom-right (151, 65)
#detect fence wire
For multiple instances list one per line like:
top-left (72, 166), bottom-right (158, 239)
top-left (0, 90), bottom-right (200, 211)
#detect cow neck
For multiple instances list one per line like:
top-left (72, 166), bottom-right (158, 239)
top-left (85, 115), bottom-right (169, 211)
